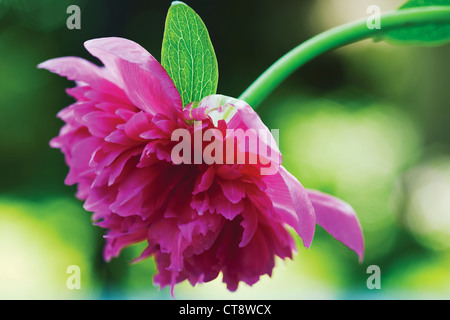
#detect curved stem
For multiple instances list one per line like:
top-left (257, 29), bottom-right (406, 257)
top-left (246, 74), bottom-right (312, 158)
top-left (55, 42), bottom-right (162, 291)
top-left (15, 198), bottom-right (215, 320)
top-left (239, 6), bottom-right (450, 109)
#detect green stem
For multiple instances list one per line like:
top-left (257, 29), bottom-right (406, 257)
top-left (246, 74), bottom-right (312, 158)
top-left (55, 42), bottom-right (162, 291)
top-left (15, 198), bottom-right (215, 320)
top-left (239, 6), bottom-right (450, 108)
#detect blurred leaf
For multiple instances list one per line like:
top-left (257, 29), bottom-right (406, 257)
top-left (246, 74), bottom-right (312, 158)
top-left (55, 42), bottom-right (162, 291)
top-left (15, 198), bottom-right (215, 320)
top-left (0, 0), bottom-right (10, 20)
top-left (161, 1), bottom-right (218, 107)
top-left (384, 253), bottom-right (450, 297)
top-left (383, 0), bottom-right (450, 46)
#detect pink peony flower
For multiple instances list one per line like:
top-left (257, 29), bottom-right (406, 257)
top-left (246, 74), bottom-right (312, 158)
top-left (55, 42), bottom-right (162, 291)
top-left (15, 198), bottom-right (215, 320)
top-left (39, 37), bottom-right (363, 294)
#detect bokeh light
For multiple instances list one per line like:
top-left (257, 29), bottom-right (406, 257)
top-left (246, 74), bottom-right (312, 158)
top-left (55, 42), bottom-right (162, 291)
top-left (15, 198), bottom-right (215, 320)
top-left (394, 157), bottom-right (450, 251)
top-left (0, 198), bottom-right (97, 299)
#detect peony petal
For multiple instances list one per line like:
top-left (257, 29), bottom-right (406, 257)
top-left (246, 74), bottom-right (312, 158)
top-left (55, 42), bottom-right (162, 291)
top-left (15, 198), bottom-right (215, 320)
top-left (84, 37), bottom-right (182, 117)
top-left (103, 227), bottom-right (148, 262)
top-left (193, 166), bottom-right (215, 194)
top-left (225, 98), bottom-right (281, 172)
top-left (219, 221), bottom-right (273, 291)
top-left (264, 166), bottom-right (316, 248)
top-left (64, 136), bottom-right (101, 185)
top-left (216, 165), bottom-right (242, 180)
top-left (239, 203), bottom-right (258, 247)
top-left (107, 147), bottom-right (142, 186)
top-left (81, 111), bottom-right (122, 138)
top-left (307, 190), bottom-right (364, 262)
top-left (190, 193), bottom-right (211, 216)
top-left (210, 188), bottom-right (244, 220)
top-left (217, 179), bottom-right (246, 204)
top-left (110, 168), bottom-right (156, 217)
top-left (38, 57), bottom-right (126, 100)
top-left (124, 112), bottom-right (151, 141)
top-left (104, 129), bottom-right (140, 146)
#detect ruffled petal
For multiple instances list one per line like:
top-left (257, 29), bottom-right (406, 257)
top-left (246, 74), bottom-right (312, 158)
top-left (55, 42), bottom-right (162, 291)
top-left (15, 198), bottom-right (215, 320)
top-left (264, 166), bottom-right (316, 248)
top-left (38, 57), bottom-right (127, 101)
top-left (192, 166), bottom-right (215, 194)
top-left (307, 190), bottom-right (364, 262)
top-left (84, 37), bottom-right (182, 117)
top-left (217, 179), bottom-right (246, 204)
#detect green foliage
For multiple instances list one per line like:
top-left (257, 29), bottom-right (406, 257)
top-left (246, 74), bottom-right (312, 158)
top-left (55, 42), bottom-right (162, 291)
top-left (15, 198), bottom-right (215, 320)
top-left (161, 1), bottom-right (219, 107)
top-left (383, 0), bottom-right (450, 46)
top-left (401, 0), bottom-right (450, 8)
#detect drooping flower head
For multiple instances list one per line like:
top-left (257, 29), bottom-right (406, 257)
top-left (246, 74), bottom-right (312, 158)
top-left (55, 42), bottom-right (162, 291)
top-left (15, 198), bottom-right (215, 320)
top-left (39, 37), bottom-right (363, 294)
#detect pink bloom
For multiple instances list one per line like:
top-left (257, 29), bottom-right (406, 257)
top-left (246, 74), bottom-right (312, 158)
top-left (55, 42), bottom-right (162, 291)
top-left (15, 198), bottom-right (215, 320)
top-left (39, 37), bottom-right (363, 294)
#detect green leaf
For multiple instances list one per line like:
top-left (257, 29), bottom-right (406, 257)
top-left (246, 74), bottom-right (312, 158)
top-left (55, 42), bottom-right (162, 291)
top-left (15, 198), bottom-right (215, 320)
top-left (161, 1), bottom-right (219, 107)
top-left (383, 0), bottom-right (450, 46)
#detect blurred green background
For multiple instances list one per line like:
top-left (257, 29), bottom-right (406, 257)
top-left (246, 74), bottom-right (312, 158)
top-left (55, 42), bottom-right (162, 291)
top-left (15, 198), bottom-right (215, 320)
top-left (1, 0), bottom-right (449, 299)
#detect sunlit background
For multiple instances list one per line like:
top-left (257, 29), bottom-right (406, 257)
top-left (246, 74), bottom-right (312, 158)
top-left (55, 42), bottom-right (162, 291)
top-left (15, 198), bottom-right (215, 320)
top-left (1, 0), bottom-right (449, 299)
